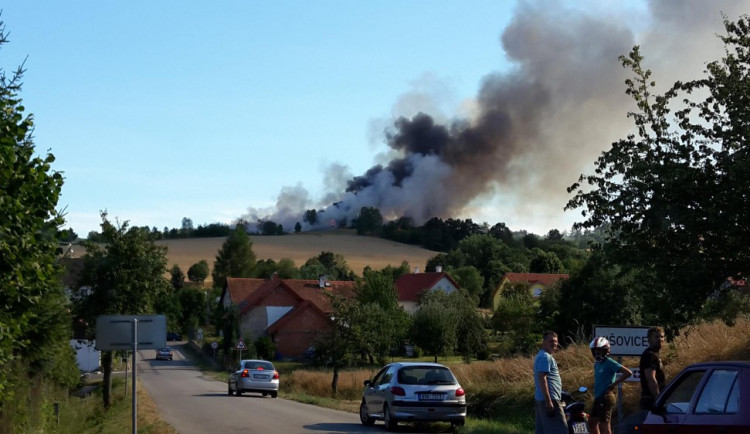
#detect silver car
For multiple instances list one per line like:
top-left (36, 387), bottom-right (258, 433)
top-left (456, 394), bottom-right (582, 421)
top-left (228, 359), bottom-right (279, 398)
top-left (360, 362), bottom-right (467, 430)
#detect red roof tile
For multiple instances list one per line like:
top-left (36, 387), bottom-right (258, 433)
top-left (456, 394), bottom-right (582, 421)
top-left (227, 277), bottom-right (356, 315)
top-left (394, 272), bottom-right (459, 302)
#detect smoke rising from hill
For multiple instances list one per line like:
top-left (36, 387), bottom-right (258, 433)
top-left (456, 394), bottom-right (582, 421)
top-left (241, 0), bottom-right (745, 234)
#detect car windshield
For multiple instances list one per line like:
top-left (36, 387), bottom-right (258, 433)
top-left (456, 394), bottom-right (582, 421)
top-left (244, 361), bottom-right (274, 370)
top-left (398, 366), bottom-right (455, 385)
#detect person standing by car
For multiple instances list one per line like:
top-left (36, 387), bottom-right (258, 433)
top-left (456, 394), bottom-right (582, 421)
top-left (589, 337), bottom-right (632, 434)
top-left (534, 331), bottom-right (567, 434)
top-left (639, 326), bottom-right (666, 410)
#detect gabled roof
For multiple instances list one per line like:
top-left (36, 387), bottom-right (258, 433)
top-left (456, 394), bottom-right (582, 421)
top-left (265, 299), bottom-right (328, 334)
top-left (228, 277), bottom-right (356, 315)
top-left (394, 272), bottom-right (460, 302)
top-left (503, 272), bottom-right (569, 286)
top-left (225, 278), bottom-right (266, 306)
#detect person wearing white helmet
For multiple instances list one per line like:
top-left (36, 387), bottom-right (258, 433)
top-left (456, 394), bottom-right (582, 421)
top-left (588, 337), bottom-right (632, 434)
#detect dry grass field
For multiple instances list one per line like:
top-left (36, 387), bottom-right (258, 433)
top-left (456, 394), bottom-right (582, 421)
top-left (157, 230), bottom-right (439, 282)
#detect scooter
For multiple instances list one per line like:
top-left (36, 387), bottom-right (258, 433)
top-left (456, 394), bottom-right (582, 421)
top-left (562, 386), bottom-right (590, 434)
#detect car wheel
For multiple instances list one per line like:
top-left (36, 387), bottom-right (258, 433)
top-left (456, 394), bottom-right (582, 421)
top-left (271, 391), bottom-right (278, 398)
top-left (359, 400), bottom-right (375, 425)
top-left (384, 404), bottom-right (397, 431)
top-left (262, 392), bottom-right (267, 397)
top-left (236, 389), bottom-right (243, 396)
top-left (227, 383), bottom-right (233, 396)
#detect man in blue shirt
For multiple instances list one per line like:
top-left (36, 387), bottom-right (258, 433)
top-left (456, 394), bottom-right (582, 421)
top-left (589, 337), bottom-right (632, 434)
top-left (534, 331), bottom-right (568, 434)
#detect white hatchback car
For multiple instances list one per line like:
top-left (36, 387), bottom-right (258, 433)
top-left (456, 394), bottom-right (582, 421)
top-left (360, 362), bottom-right (466, 430)
top-left (228, 359), bottom-right (279, 398)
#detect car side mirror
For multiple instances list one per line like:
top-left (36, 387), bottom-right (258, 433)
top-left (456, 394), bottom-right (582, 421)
top-left (651, 404), bottom-right (666, 416)
top-left (363, 380), bottom-right (371, 387)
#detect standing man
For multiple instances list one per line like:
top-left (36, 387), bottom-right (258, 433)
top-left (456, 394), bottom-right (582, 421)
top-left (639, 326), bottom-right (666, 410)
top-left (534, 331), bottom-right (568, 434)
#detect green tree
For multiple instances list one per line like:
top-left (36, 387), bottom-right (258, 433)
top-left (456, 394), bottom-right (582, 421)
top-left (492, 286), bottom-right (539, 355)
top-left (448, 266), bottom-right (484, 306)
top-left (294, 222), bottom-right (302, 233)
top-left (0, 24), bottom-right (78, 418)
top-left (355, 270), bottom-right (410, 363)
top-left (410, 292), bottom-right (459, 362)
top-left (303, 209), bottom-right (318, 226)
top-left (77, 213), bottom-right (172, 407)
top-left (567, 20), bottom-right (750, 332)
top-left (355, 206), bottom-right (383, 235)
top-left (528, 248), bottom-right (566, 273)
top-left (212, 225), bottom-right (257, 288)
top-left (312, 295), bottom-right (362, 397)
top-left (187, 259), bottom-right (210, 283)
top-left (170, 264), bottom-right (186, 290)
top-left (178, 287), bottom-right (206, 338)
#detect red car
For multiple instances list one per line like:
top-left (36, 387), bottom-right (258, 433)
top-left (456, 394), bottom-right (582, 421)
top-left (638, 361), bottom-right (750, 434)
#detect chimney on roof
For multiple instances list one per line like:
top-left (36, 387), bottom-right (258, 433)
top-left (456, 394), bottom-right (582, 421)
top-left (413, 267), bottom-right (420, 274)
top-left (435, 265), bottom-right (442, 273)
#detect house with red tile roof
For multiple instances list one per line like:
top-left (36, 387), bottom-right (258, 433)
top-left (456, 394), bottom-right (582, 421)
top-left (394, 271), bottom-right (461, 313)
top-left (219, 276), bottom-right (355, 359)
top-left (490, 272), bottom-right (569, 310)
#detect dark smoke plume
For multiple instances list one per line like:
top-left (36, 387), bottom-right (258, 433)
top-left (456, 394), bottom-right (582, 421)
top-left (241, 0), bottom-right (746, 234)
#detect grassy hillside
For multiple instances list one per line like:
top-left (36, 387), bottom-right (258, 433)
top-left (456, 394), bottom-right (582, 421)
top-left (157, 230), bottom-right (439, 282)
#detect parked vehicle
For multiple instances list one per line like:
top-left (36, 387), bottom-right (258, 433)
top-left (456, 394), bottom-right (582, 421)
top-left (155, 347), bottom-right (173, 361)
top-left (359, 362), bottom-right (466, 431)
top-left (637, 361), bottom-right (750, 433)
top-left (166, 332), bottom-right (181, 341)
top-left (228, 359), bottom-right (279, 398)
top-left (562, 387), bottom-right (590, 434)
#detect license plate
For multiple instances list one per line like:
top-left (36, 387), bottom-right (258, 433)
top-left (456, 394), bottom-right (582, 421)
top-left (418, 393), bottom-right (445, 401)
top-left (572, 422), bottom-right (589, 433)
top-left (253, 374), bottom-right (268, 380)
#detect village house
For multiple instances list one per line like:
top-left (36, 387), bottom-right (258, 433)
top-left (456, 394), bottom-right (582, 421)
top-left (490, 272), bottom-right (569, 311)
top-left (219, 275), bottom-right (355, 360)
top-left (394, 267), bottom-right (461, 313)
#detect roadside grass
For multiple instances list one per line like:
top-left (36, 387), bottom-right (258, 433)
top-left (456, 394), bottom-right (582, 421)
top-left (175, 317), bottom-right (750, 434)
top-left (43, 377), bottom-right (176, 434)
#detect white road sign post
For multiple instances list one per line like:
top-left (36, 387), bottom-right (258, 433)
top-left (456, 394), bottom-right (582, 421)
top-left (593, 325), bottom-right (651, 356)
top-left (96, 314), bottom-right (166, 434)
top-left (236, 338), bottom-right (247, 360)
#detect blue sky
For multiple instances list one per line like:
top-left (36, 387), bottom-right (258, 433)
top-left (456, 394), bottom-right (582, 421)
top-left (2, 1), bottom-right (743, 237)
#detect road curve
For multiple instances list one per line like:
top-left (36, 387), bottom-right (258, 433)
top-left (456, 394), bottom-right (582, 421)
top-left (137, 344), bottom-right (387, 434)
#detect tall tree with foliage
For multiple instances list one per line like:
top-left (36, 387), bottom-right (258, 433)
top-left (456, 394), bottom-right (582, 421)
top-left (212, 225), bottom-right (257, 289)
top-left (187, 259), bottom-right (210, 283)
top-left (410, 291), bottom-right (459, 362)
top-left (312, 295), bottom-right (363, 397)
top-left (76, 213), bottom-right (172, 407)
top-left (170, 264), bottom-right (186, 290)
top-left (567, 18), bottom-right (750, 333)
top-left (0, 21), bottom-right (79, 425)
top-left (355, 270), bottom-right (410, 363)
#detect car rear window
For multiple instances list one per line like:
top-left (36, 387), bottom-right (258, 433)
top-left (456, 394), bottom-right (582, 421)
top-left (398, 367), bottom-right (455, 385)
top-left (244, 361), bottom-right (274, 370)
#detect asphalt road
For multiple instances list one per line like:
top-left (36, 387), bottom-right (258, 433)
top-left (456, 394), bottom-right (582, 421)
top-left (137, 344), bottom-right (453, 434)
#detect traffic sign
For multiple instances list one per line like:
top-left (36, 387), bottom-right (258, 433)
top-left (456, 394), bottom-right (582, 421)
top-left (211, 341), bottom-right (219, 350)
top-left (593, 325), bottom-right (651, 356)
top-left (235, 338), bottom-right (247, 350)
